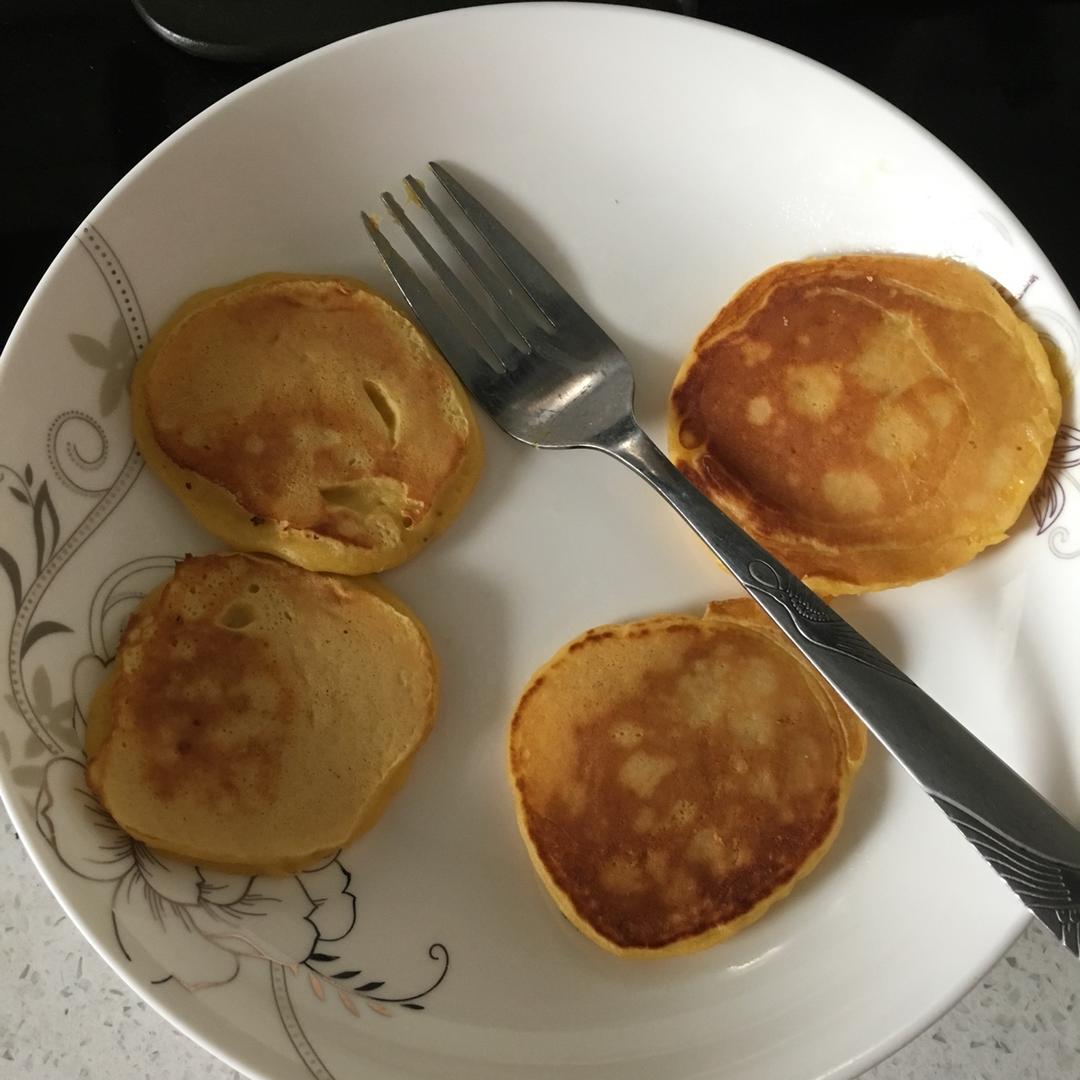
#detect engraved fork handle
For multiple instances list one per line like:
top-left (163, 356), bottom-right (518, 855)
top-left (602, 420), bottom-right (1080, 954)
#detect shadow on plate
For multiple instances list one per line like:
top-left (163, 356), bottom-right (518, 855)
top-left (1013, 615), bottom-right (1080, 822)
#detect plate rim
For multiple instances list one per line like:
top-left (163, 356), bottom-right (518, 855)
top-left (0, 3), bottom-right (1071, 1078)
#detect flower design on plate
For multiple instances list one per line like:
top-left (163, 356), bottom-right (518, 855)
top-left (1031, 424), bottom-right (1080, 543)
top-left (0, 224), bottom-right (453, 1080)
top-left (35, 755), bottom-right (357, 990)
top-left (33, 659), bottom-right (449, 1015)
top-left (68, 319), bottom-right (136, 420)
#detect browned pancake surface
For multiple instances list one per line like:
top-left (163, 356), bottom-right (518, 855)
top-left (132, 273), bottom-right (482, 574)
top-left (669, 255), bottom-right (1061, 592)
top-left (86, 552), bottom-right (438, 874)
top-left (509, 600), bottom-right (865, 955)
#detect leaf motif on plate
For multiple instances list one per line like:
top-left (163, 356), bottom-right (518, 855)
top-left (1048, 424), bottom-right (1080, 469)
top-left (69, 320), bottom-right (135, 418)
top-left (1032, 471), bottom-right (1065, 534)
top-left (22, 732), bottom-right (48, 760)
top-left (10, 764), bottom-right (44, 789)
top-left (7, 221), bottom-right (457, 1080)
top-left (0, 546), bottom-right (23, 607)
top-left (1032, 424), bottom-right (1080, 542)
top-left (21, 620), bottom-right (74, 660)
top-left (31, 480), bottom-right (61, 574)
top-left (338, 990), bottom-right (360, 1017)
top-left (70, 332), bottom-right (117, 371)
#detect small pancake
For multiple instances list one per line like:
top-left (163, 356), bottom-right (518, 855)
top-left (132, 273), bottom-right (483, 575)
top-left (669, 255), bottom-right (1061, 593)
top-left (86, 553), bottom-right (437, 875)
top-left (509, 599), bottom-right (865, 957)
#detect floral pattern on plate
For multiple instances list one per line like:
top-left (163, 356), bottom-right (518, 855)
top-left (0, 226), bottom-right (450, 1080)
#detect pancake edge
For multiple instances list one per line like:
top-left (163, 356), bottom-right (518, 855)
top-left (667, 254), bottom-right (1062, 594)
top-left (130, 272), bottom-right (484, 575)
top-left (85, 554), bottom-right (440, 876)
top-left (508, 603), bottom-right (866, 957)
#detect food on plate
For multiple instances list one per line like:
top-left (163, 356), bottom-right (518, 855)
top-left (131, 273), bottom-right (483, 575)
top-left (508, 598), bottom-right (866, 956)
top-left (85, 552), bottom-right (438, 875)
top-left (669, 254), bottom-right (1061, 593)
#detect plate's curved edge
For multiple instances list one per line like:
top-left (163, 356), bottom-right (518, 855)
top-left (0, 208), bottom-right (451, 1080)
top-left (1, 5), bottom-right (1077, 1080)
top-left (0, 778), bottom-right (278, 1080)
top-left (833, 914), bottom-right (1032, 1080)
top-left (5, 2), bottom-right (1079, 371)
top-left (0, 218), bottom-right (287, 1079)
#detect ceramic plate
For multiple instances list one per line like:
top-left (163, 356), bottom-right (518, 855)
top-left (2, 5), bottom-right (1078, 1078)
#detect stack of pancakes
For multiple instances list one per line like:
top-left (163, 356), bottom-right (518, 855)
top-left (88, 273), bottom-right (482, 876)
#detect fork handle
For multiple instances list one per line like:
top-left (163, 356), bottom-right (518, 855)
top-left (604, 420), bottom-right (1080, 949)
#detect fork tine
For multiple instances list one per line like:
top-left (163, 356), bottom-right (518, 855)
top-left (380, 192), bottom-right (522, 368)
top-left (429, 162), bottom-right (595, 329)
top-left (403, 174), bottom-right (549, 339)
top-left (362, 213), bottom-right (498, 400)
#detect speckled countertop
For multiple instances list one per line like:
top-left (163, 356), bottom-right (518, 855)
top-left (0, 819), bottom-right (1077, 1078)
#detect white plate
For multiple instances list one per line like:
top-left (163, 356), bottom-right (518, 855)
top-left (2, 5), bottom-right (1079, 1078)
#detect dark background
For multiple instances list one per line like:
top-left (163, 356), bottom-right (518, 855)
top-left (2, 0), bottom-right (1079, 347)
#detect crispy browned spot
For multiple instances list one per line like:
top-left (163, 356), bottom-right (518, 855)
top-left (87, 552), bottom-right (438, 875)
top-left (115, 597), bottom-right (293, 806)
top-left (510, 600), bottom-right (865, 953)
top-left (142, 276), bottom-right (474, 551)
top-left (669, 255), bottom-right (1061, 593)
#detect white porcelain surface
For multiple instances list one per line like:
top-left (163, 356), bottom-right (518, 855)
top-left (1, 6), bottom-right (1078, 1079)
top-left (3, 822), bottom-right (1078, 1079)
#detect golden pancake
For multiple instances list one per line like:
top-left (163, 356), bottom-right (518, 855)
top-left (85, 553), bottom-right (437, 875)
top-left (509, 599), bottom-right (865, 957)
top-left (132, 273), bottom-right (483, 575)
top-left (669, 255), bottom-right (1061, 593)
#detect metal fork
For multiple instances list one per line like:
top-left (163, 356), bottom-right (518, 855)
top-left (364, 162), bottom-right (1080, 955)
